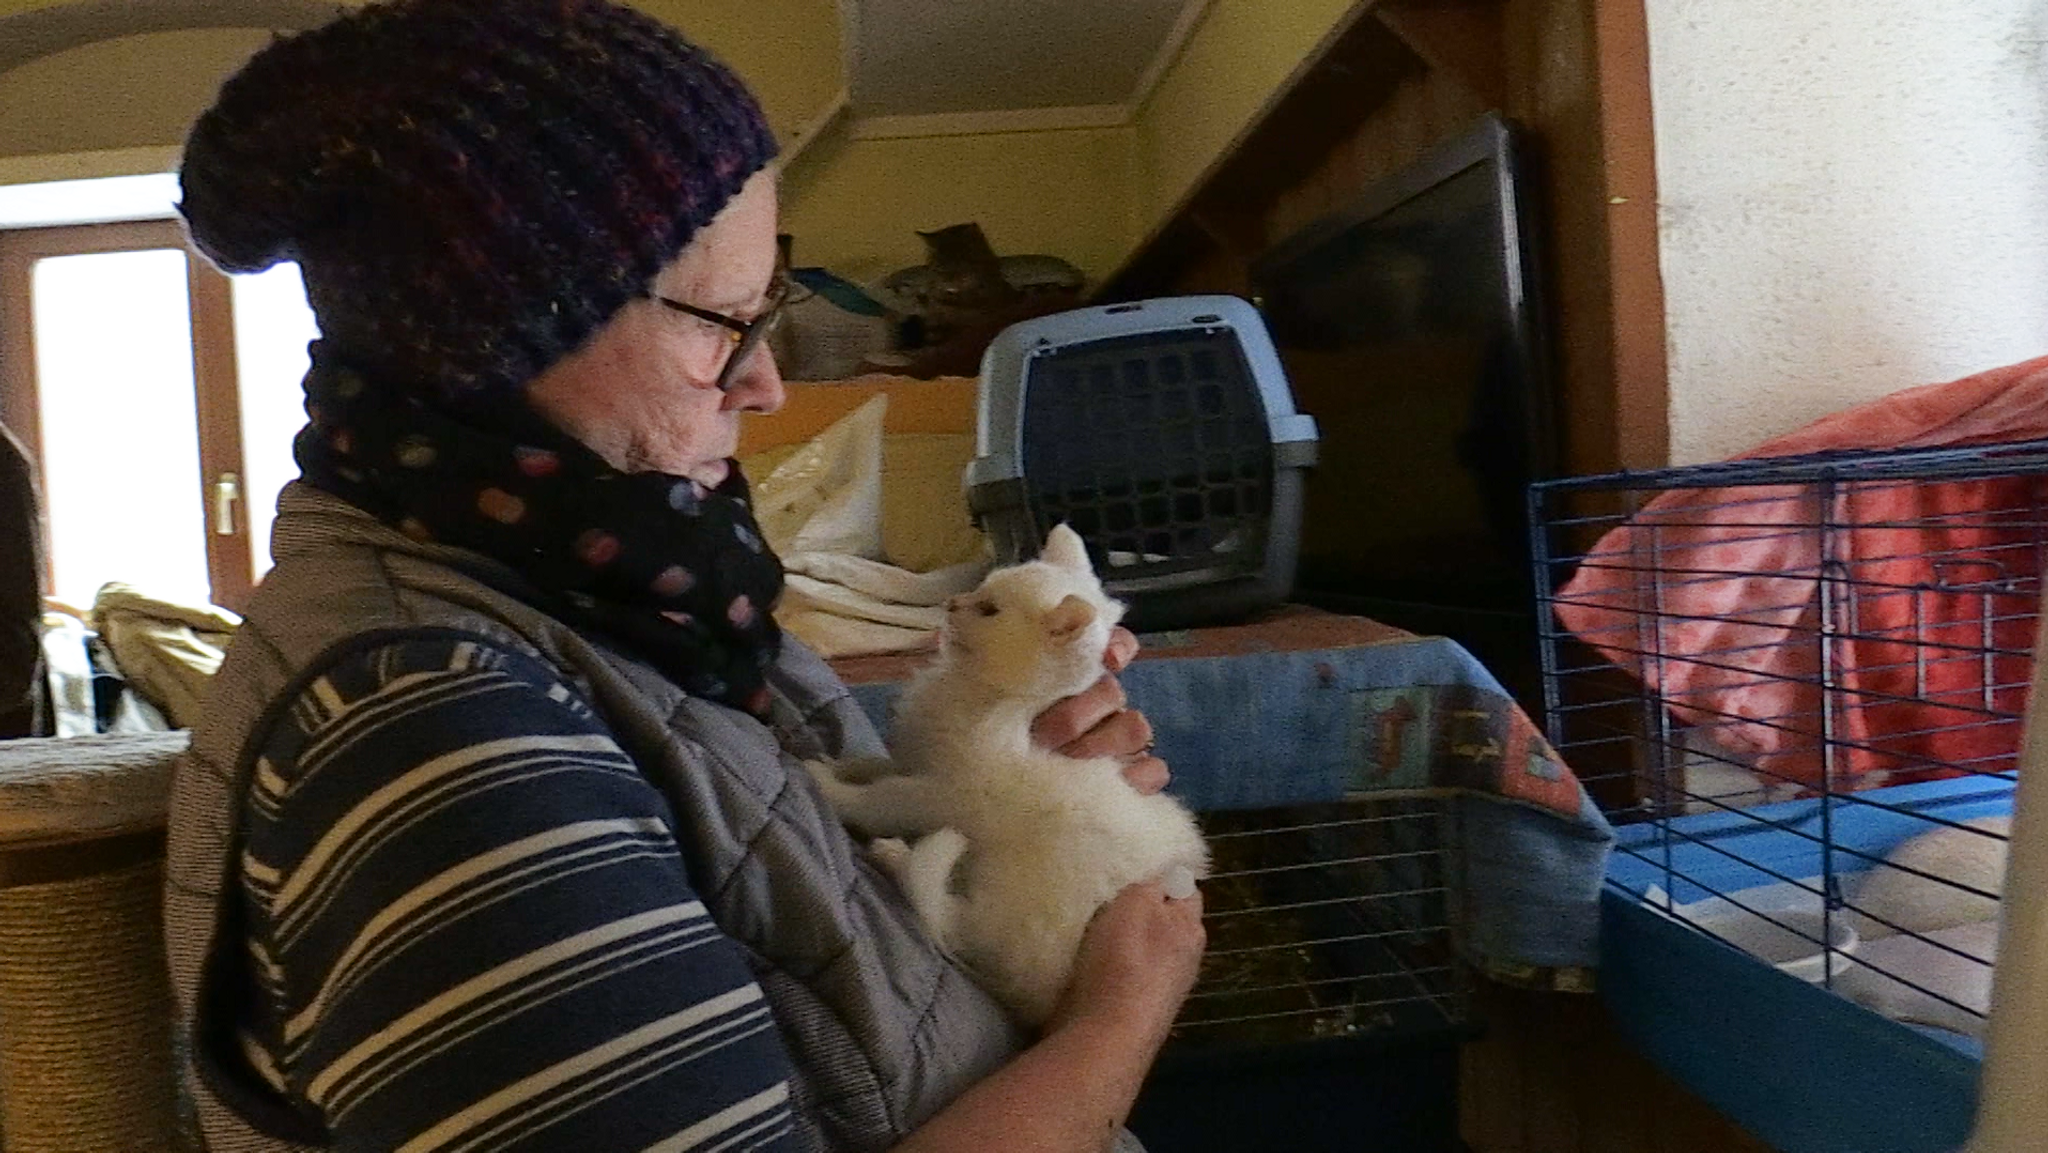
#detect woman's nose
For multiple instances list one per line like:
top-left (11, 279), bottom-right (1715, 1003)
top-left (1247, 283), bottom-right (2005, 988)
top-left (724, 345), bottom-right (785, 415)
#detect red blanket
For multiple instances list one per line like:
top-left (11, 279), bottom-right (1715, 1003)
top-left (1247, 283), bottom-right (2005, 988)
top-left (1556, 354), bottom-right (2048, 789)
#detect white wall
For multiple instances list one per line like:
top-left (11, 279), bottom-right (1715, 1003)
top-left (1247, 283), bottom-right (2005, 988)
top-left (1648, 0), bottom-right (2048, 465)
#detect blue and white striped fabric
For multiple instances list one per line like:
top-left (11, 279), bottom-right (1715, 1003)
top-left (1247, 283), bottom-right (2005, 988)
top-left (239, 635), bottom-right (800, 1151)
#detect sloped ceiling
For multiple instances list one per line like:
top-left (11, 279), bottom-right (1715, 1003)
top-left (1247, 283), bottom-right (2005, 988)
top-left (0, 0), bottom-right (1214, 141)
top-left (0, 0), bottom-right (1258, 285)
top-left (844, 0), bottom-right (1208, 126)
top-left (0, 0), bottom-right (341, 74)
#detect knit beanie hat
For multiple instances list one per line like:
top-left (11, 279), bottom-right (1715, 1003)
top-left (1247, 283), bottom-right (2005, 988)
top-left (178, 0), bottom-right (778, 401)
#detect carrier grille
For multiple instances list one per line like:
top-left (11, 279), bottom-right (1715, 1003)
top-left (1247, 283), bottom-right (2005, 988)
top-left (1020, 329), bottom-right (1273, 583)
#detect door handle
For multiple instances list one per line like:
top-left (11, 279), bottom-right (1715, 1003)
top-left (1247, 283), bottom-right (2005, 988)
top-left (214, 472), bottom-right (240, 536)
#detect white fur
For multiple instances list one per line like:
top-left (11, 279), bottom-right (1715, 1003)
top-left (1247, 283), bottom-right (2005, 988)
top-left (1853, 815), bottom-right (2011, 938)
top-left (807, 524), bottom-right (1211, 1025)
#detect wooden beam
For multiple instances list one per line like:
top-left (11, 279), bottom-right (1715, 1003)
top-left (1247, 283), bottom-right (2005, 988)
top-left (186, 254), bottom-right (255, 612)
top-left (1593, 0), bottom-right (1668, 470)
top-left (1373, 0), bottom-right (1508, 111)
top-left (1096, 10), bottom-right (1423, 301)
top-left (1093, 0), bottom-right (1385, 300)
top-left (1181, 207), bottom-right (1260, 268)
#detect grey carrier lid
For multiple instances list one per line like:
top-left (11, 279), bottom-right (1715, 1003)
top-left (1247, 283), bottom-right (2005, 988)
top-left (967, 295), bottom-right (1320, 630)
top-left (967, 296), bottom-right (1318, 490)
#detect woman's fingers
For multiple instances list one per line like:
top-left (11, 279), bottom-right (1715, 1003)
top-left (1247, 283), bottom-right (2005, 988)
top-left (1032, 628), bottom-right (1169, 792)
top-left (1104, 626), bottom-right (1139, 673)
top-left (1030, 673), bottom-right (1126, 751)
top-left (1117, 754), bottom-right (1170, 795)
top-left (1059, 701), bottom-right (1152, 762)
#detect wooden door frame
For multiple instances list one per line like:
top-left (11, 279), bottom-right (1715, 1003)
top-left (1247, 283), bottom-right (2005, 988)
top-left (186, 246), bottom-right (253, 610)
top-left (0, 219), bottom-right (255, 610)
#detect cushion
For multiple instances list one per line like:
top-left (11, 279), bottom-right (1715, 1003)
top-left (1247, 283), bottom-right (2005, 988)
top-left (741, 396), bottom-right (989, 574)
top-left (749, 393), bottom-right (886, 561)
top-left (879, 432), bottom-right (988, 573)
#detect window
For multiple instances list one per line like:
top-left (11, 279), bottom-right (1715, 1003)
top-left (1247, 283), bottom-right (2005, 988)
top-left (231, 263), bottom-right (319, 575)
top-left (0, 214), bottom-right (317, 613)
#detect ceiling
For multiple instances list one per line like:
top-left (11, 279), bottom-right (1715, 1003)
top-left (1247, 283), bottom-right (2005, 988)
top-left (844, 0), bottom-right (1207, 129)
top-left (0, 0), bottom-right (342, 75)
top-left (0, 0), bottom-right (1215, 145)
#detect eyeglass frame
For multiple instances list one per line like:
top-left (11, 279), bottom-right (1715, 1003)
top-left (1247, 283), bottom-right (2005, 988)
top-left (647, 271), bottom-right (793, 393)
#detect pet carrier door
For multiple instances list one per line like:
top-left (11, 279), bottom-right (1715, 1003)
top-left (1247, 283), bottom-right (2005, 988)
top-left (968, 296), bottom-right (1320, 631)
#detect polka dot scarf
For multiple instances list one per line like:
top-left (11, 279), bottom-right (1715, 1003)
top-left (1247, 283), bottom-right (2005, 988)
top-left (293, 345), bottom-right (784, 718)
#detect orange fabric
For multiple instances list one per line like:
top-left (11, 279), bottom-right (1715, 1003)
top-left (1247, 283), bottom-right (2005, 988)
top-left (734, 375), bottom-right (977, 456)
top-left (1557, 354), bottom-right (2048, 788)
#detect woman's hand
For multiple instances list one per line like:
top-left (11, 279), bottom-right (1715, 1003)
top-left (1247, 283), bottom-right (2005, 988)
top-left (890, 876), bottom-right (1206, 1153)
top-left (1047, 878), bottom-right (1206, 1046)
top-left (1030, 626), bottom-right (1170, 793)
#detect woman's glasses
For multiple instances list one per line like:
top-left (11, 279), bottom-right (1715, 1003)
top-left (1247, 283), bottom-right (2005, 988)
top-left (649, 272), bottom-right (792, 392)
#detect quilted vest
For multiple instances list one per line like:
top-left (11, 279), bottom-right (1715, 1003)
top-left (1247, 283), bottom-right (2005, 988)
top-left (164, 484), bottom-right (1105, 1151)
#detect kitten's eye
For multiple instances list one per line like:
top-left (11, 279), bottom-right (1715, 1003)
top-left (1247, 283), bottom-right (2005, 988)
top-left (976, 602), bottom-right (1000, 617)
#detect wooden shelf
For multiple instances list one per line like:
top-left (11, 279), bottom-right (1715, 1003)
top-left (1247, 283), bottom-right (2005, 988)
top-left (1097, 0), bottom-right (1668, 479)
top-left (1098, 1), bottom-right (1520, 303)
top-left (1374, 0), bottom-right (1507, 110)
top-left (1097, 7), bottom-right (1434, 302)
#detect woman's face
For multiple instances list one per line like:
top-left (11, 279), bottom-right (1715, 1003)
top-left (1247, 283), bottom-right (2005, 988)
top-left (526, 167), bottom-right (785, 488)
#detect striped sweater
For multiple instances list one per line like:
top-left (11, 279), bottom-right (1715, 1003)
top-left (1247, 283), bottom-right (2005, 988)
top-left (238, 634), bottom-right (800, 1151)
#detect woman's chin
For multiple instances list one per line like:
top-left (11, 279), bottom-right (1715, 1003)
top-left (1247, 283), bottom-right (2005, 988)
top-left (690, 458), bottom-right (731, 490)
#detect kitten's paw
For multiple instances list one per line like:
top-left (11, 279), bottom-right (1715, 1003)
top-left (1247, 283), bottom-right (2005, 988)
top-left (870, 837), bottom-right (912, 869)
top-left (803, 759), bottom-right (852, 804)
top-left (920, 826), bottom-right (970, 861)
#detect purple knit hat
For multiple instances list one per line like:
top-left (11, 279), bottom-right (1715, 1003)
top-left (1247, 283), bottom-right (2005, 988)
top-left (178, 0), bottom-right (778, 400)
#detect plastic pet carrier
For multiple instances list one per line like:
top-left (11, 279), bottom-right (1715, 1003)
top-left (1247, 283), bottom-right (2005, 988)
top-left (967, 296), bottom-right (1320, 631)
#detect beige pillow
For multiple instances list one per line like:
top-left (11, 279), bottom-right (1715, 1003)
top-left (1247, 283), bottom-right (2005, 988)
top-left (738, 442), bottom-right (803, 484)
top-left (880, 432), bottom-right (989, 573)
top-left (747, 393), bottom-right (886, 560)
top-left (738, 398), bottom-right (990, 574)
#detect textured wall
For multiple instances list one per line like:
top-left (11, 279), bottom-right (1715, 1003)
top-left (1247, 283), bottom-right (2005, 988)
top-left (636, 0), bottom-right (844, 148)
top-left (0, 1), bottom-right (1139, 288)
top-left (781, 124), bottom-right (1138, 285)
top-left (0, 28), bottom-right (271, 160)
top-left (1132, 0), bottom-right (1359, 243)
top-left (0, 1), bottom-right (840, 164)
top-left (1649, 0), bottom-right (2048, 465)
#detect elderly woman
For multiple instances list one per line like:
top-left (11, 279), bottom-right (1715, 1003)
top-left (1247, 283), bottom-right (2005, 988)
top-left (163, 1), bottom-right (1203, 1150)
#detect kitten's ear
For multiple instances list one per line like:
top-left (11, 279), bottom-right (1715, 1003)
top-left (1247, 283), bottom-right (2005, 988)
top-left (1044, 594), bottom-right (1097, 641)
top-left (1041, 524), bottom-right (1092, 575)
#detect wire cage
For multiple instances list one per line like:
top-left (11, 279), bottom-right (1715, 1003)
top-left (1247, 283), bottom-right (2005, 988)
top-left (1531, 439), bottom-right (2045, 1041)
top-left (1130, 793), bottom-right (1470, 1153)
top-left (1175, 795), bottom-right (1466, 1046)
top-left (844, 644), bottom-right (1475, 1150)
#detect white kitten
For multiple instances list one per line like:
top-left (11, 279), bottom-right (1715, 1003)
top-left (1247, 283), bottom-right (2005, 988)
top-left (807, 524), bottom-right (1211, 1025)
top-left (1853, 815), bottom-right (2011, 938)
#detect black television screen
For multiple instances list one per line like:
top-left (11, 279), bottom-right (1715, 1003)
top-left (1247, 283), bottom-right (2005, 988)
top-left (1250, 113), bottom-right (1553, 618)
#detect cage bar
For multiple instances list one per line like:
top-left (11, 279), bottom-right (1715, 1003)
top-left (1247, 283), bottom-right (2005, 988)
top-left (1536, 438), bottom-right (2045, 1040)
